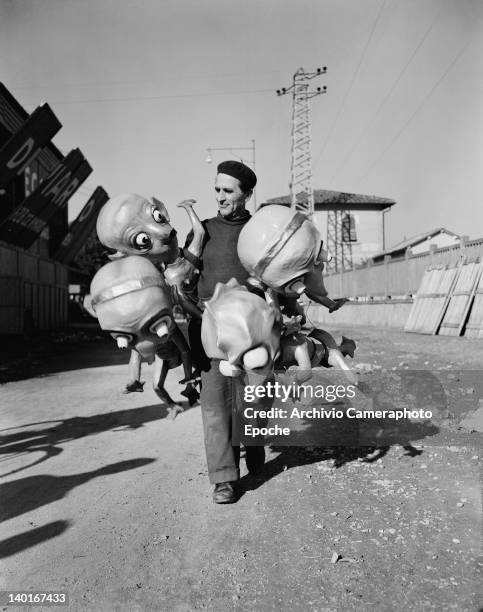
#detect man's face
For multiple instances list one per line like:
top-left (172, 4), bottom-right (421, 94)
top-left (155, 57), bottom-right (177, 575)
top-left (215, 173), bottom-right (249, 218)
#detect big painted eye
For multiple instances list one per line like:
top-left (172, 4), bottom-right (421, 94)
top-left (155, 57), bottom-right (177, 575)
top-left (133, 232), bottom-right (152, 249)
top-left (152, 207), bottom-right (167, 224)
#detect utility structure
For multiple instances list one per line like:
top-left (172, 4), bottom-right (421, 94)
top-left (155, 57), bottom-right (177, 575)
top-left (277, 67), bottom-right (326, 216)
top-left (326, 208), bottom-right (356, 272)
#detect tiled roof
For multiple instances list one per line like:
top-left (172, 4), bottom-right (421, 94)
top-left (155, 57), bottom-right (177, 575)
top-left (264, 189), bottom-right (395, 211)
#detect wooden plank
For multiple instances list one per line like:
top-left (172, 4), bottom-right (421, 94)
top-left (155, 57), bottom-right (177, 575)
top-left (404, 264), bottom-right (461, 334)
top-left (439, 260), bottom-right (482, 336)
top-left (464, 265), bottom-right (483, 338)
top-left (404, 267), bottom-right (438, 331)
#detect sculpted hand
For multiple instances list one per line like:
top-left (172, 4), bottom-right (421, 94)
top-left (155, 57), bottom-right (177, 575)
top-left (177, 198), bottom-right (197, 210)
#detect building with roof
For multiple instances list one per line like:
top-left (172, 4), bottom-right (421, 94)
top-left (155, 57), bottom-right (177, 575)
top-left (371, 227), bottom-right (461, 263)
top-left (262, 189), bottom-right (396, 269)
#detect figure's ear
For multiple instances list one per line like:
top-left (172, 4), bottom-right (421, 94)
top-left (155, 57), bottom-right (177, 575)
top-left (107, 251), bottom-right (126, 261)
top-left (152, 197), bottom-right (170, 223)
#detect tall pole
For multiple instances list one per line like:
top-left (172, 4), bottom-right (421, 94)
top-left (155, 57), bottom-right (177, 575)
top-left (277, 67), bottom-right (326, 217)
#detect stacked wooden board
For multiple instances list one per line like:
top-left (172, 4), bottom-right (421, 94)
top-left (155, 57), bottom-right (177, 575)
top-left (404, 259), bottom-right (483, 336)
top-left (404, 263), bottom-right (461, 334)
top-left (463, 265), bottom-right (483, 338)
top-left (439, 260), bottom-right (482, 336)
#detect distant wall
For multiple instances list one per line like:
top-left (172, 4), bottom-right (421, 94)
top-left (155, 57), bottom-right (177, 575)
top-left (308, 300), bottom-right (413, 329)
top-left (311, 237), bottom-right (483, 329)
top-left (0, 241), bottom-right (69, 334)
top-left (324, 237), bottom-right (483, 299)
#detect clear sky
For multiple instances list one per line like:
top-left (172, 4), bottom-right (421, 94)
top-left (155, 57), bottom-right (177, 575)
top-left (1, 0), bottom-right (481, 247)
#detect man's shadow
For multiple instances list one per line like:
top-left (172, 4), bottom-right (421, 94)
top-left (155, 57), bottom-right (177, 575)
top-left (238, 367), bottom-right (443, 492)
top-left (239, 439), bottom-right (427, 493)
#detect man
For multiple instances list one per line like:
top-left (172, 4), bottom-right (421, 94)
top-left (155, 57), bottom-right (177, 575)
top-left (188, 160), bottom-right (266, 503)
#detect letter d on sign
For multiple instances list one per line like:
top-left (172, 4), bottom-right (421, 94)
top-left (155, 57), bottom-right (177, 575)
top-left (6, 138), bottom-right (35, 173)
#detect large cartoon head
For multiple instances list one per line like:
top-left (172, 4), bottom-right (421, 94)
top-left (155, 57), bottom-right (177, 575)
top-left (237, 205), bottom-right (330, 302)
top-left (201, 279), bottom-right (281, 384)
top-left (96, 193), bottom-right (179, 263)
top-left (90, 256), bottom-right (175, 364)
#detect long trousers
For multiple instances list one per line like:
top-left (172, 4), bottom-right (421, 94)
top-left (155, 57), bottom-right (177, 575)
top-left (200, 359), bottom-right (271, 484)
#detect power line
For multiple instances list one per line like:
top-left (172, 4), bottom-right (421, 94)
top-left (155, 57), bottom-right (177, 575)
top-left (328, 6), bottom-right (442, 188)
top-left (354, 36), bottom-right (473, 187)
top-left (11, 69), bottom-right (285, 91)
top-left (24, 87), bottom-right (274, 106)
top-left (312, 0), bottom-right (389, 169)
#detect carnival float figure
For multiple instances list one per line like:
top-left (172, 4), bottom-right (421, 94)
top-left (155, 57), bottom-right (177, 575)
top-left (90, 256), bottom-right (199, 418)
top-left (201, 279), bottom-right (281, 387)
top-left (236, 204), bottom-right (356, 385)
top-left (93, 193), bottom-right (205, 393)
top-left (278, 329), bottom-right (357, 385)
top-left (200, 278), bottom-right (357, 390)
top-left (237, 204), bottom-right (346, 312)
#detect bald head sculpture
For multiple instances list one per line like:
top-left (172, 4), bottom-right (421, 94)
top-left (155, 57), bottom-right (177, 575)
top-left (96, 193), bottom-right (179, 263)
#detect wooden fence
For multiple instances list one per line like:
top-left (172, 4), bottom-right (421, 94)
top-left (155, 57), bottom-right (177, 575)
top-left (325, 237), bottom-right (483, 299)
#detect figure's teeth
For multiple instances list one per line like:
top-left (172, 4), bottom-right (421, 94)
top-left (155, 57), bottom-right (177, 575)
top-left (219, 360), bottom-right (242, 377)
top-left (155, 322), bottom-right (169, 338)
top-left (117, 336), bottom-right (129, 349)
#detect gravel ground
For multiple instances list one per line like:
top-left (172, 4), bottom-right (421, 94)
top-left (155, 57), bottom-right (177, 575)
top-left (0, 325), bottom-right (481, 611)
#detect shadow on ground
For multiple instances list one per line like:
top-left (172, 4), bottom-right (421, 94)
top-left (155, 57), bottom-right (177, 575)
top-left (237, 367), bottom-right (443, 496)
top-left (0, 458), bottom-right (156, 523)
top-left (0, 458), bottom-right (155, 558)
top-left (0, 520), bottom-right (70, 559)
top-left (0, 402), bottom-right (196, 477)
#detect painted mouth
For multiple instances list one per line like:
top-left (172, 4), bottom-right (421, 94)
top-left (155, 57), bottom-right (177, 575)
top-left (160, 229), bottom-right (177, 245)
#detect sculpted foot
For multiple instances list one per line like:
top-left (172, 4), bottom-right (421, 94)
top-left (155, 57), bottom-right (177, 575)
top-left (167, 403), bottom-right (185, 420)
top-left (123, 380), bottom-right (145, 393)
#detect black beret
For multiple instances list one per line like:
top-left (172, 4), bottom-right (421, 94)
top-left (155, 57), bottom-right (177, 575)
top-left (217, 160), bottom-right (257, 191)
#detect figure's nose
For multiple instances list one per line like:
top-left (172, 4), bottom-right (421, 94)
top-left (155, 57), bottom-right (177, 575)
top-left (304, 267), bottom-right (328, 299)
top-left (216, 191), bottom-right (225, 203)
top-left (135, 340), bottom-right (156, 365)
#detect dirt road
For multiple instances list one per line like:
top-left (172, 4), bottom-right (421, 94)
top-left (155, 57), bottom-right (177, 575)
top-left (1, 326), bottom-right (481, 611)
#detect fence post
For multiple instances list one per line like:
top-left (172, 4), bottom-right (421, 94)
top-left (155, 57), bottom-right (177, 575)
top-left (384, 255), bottom-right (391, 298)
top-left (405, 248), bottom-right (411, 296)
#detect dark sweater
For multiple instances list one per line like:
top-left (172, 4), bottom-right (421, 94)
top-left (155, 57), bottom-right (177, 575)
top-left (193, 212), bottom-right (251, 300)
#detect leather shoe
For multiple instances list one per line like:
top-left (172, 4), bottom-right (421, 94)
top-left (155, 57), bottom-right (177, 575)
top-left (245, 446), bottom-right (265, 476)
top-left (213, 482), bottom-right (237, 504)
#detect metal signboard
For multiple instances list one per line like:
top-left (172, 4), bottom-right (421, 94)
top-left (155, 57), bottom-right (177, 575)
top-left (0, 103), bottom-right (62, 189)
top-left (0, 149), bottom-right (92, 248)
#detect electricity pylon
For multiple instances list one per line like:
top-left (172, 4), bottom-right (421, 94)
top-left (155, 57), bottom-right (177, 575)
top-left (277, 67), bottom-right (327, 216)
